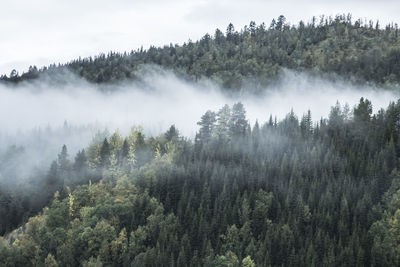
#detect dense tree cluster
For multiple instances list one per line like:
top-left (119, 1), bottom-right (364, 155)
top-left (2, 99), bottom-right (400, 266)
top-left (0, 127), bottom-right (154, 236)
top-left (2, 14), bottom-right (400, 90)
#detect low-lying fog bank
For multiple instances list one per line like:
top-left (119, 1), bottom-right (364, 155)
top-left (1, 68), bottom-right (398, 137)
top-left (0, 67), bottom-right (398, 182)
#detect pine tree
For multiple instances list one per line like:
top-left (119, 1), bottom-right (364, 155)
top-left (197, 111), bottom-right (216, 143)
top-left (214, 104), bottom-right (231, 140)
top-left (165, 125), bottom-right (179, 142)
top-left (100, 138), bottom-right (110, 167)
top-left (229, 102), bottom-right (248, 138)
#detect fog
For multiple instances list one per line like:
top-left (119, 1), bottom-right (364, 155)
top-left (1, 68), bottom-right (398, 136)
top-left (0, 68), bottom-right (399, 182)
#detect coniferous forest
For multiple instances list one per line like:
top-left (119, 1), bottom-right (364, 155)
top-left (2, 15), bottom-right (400, 90)
top-left (1, 15), bottom-right (400, 267)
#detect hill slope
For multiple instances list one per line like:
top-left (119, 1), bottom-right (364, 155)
top-left (2, 14), bottom-right (400, 90)
top-left (2, 100), bottom-right (400, 266)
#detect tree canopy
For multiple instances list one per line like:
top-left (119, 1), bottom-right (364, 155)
top-left (2, 14), bottom-right (400, 91)
top-left (2, 99), bottom-right (400, 266)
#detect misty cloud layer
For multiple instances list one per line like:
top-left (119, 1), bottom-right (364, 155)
top-left (0, 68), bottom-right (399, 183)
top-left (0, 68), bottom-right (398, 137)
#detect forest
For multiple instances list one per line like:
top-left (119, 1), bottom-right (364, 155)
top-left (1, 14), bottom-right (400, 267)
top-left (1, 14), bottom-right (400, 92)
top-left (1, 99), bottom-right (400, 266)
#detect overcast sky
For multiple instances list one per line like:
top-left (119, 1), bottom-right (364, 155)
top-left (1, 0), bottom-right (399, 75)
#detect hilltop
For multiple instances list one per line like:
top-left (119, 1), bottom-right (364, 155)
top-left (2, 14), bottom-right (400, 91)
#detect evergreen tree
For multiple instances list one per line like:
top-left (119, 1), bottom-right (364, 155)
top-left (197, 110), bottom-right (216, 143)
top-left (229, 102), bottom-right (248, 138)
top-left (100, 138), bottom-right (111, 167)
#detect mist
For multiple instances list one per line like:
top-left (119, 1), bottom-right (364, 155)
top-left (0, 67), bottom-right (399, 183)
top-left (0, 68), bottom-right (398, 135)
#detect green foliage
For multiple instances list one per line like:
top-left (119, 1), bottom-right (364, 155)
top-left (4, 98), bottom-right (400, 265)
top-left (242, 255), bottom-right (256, 267)
top-left (369, 171), bottom-right (400, 266)
top-left (3, 15), bottom-right (400, 90)
top-left (44, 254), bottom-right (59, 267)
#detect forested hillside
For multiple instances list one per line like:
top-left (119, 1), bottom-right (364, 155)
top-left (2, 14), bottom-right (400, 90)
top-left (2, 99), bottom-right (400, 266)
top-left (2, 12), bottom-right (400, 267)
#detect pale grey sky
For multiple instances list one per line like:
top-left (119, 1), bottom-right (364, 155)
top-left (1, 0), bottom-right (399, 75)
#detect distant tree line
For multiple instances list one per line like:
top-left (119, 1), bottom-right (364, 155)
top-left (2, 14), bottom-right (400, 91)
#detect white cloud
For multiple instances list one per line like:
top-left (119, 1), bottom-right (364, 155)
top-left (0, 68), bottom-right (397, 181)
top-left (0, 68), bottom-right (397, 137)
